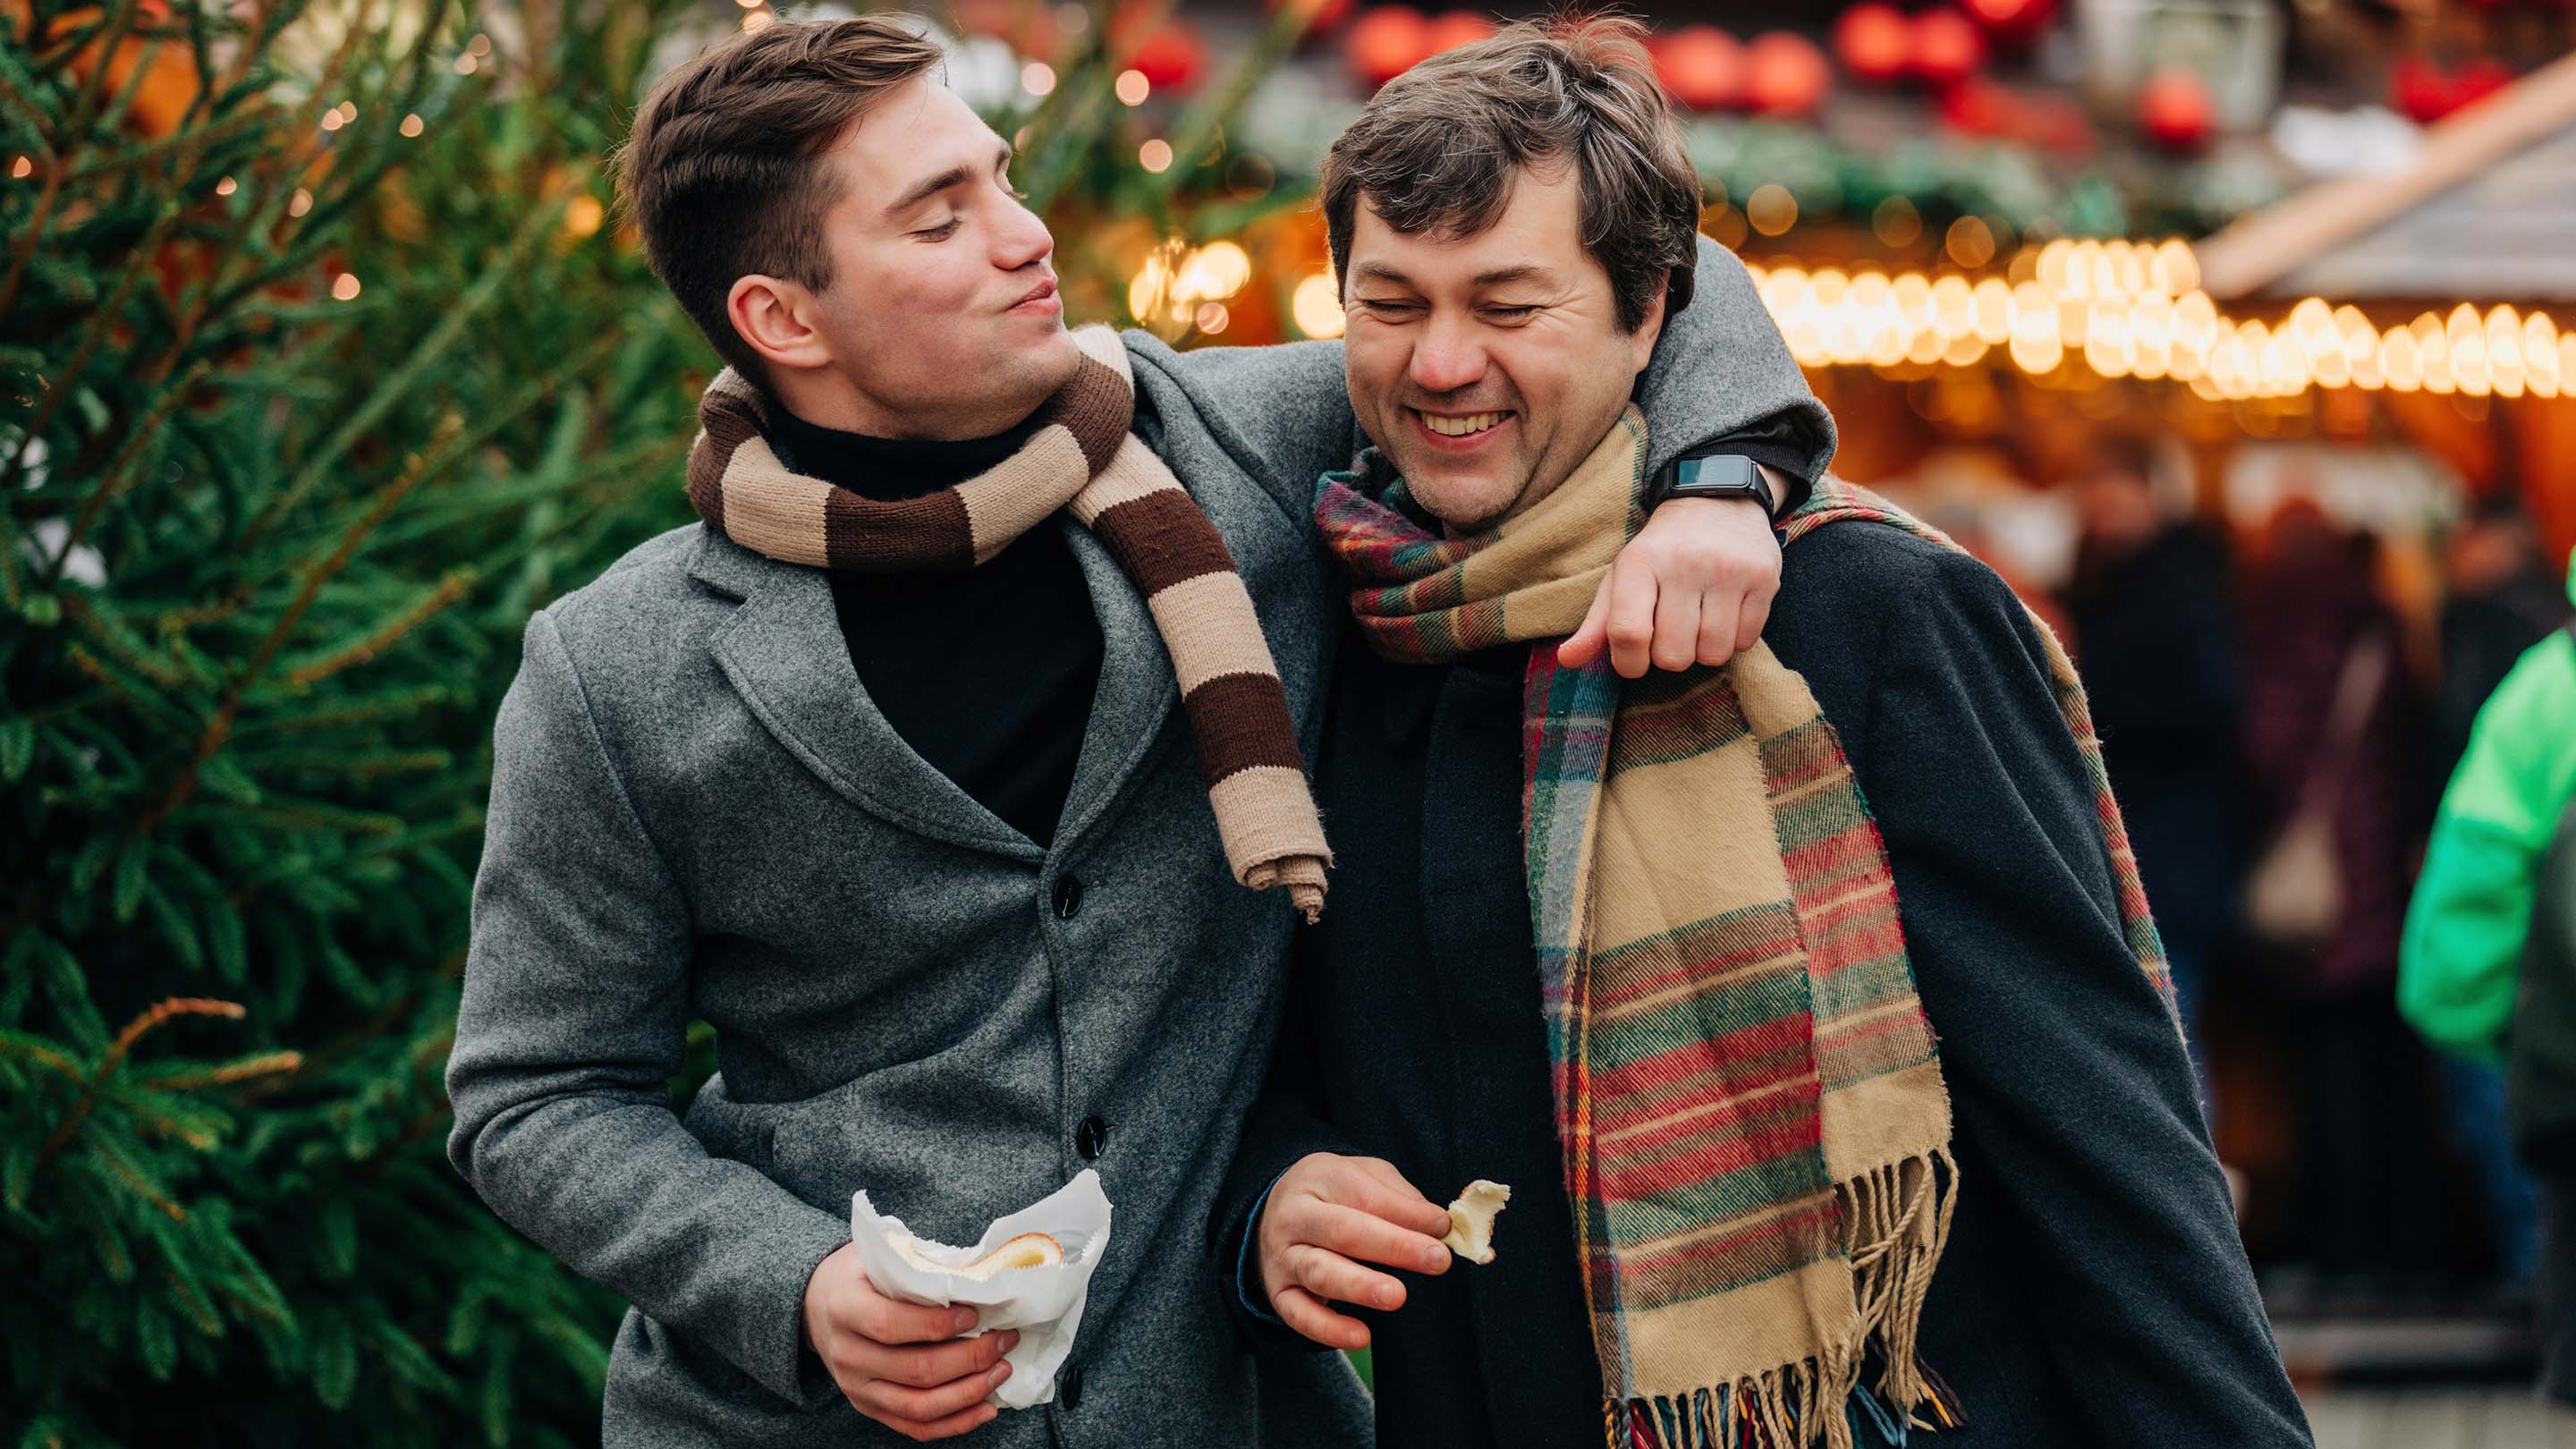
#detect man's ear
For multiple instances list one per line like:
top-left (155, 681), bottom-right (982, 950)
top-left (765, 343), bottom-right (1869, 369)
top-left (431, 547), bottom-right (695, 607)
top-left (727, 275), bottom-right (834, 375)
top-left (1627, 275), bottom-right (1669, 375)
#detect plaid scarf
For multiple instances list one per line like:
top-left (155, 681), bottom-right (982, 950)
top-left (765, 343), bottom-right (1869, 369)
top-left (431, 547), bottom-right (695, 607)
top-left (1316, 410), bottom-right (2172, 1448)
top-left (684, 325), bottom-right (1331, 920)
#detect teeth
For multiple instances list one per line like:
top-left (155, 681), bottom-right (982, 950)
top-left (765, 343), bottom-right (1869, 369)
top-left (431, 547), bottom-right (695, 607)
top-left (1422, 411), bottom-right (1504, 436)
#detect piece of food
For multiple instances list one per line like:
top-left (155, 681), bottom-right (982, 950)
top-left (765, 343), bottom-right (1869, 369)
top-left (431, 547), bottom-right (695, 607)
top-left (887, 1230), bottom-right (1064, 1280)
top-left (1441, 1180), bottom-right (1511, 1266)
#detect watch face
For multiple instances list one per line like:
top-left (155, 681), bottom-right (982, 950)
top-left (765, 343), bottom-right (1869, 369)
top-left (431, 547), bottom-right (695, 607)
top-left (1674, 454), bottom-right (1760, 491)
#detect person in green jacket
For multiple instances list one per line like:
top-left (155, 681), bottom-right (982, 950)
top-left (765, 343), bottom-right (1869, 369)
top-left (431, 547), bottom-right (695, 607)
top-left (2400, 552), bottom-right (2576, 1058)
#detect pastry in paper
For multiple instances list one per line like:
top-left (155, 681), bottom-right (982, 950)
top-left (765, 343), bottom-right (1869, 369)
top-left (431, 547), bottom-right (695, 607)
top-left (887, 1230), bottom-right (1064, 1281)
top-left (848, 1172), bottom-right (1112, 1411)
top-left (1443, 1179), bottom-right (1511, 1266)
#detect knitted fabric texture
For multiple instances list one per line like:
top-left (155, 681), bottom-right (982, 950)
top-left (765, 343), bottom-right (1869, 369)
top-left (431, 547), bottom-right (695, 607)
top-left (1315, 409), bottom-right (2172, 1447)
top-left (684, 325), bottom-right (1331, 919)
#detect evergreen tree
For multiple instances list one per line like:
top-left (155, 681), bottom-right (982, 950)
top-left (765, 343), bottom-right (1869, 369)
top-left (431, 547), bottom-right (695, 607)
top-left (0, 3), bottom-right (708, 1444)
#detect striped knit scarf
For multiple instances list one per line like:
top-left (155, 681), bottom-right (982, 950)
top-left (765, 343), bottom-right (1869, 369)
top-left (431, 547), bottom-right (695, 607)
top-left (684, 325), bottom-right (1332, 920)
top-left (1315, 409), bottom-right (2173, 1449)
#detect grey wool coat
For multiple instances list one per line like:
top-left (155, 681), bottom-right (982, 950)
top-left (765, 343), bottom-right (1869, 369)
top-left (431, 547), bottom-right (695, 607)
top-left (443, 239), bottom-right (1830, 1449)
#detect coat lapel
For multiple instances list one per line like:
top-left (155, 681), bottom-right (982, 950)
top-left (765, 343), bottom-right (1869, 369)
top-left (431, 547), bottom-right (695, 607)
top-left (687, 528), bottom-right (1042, 861)
top-left (1052, 519), bottom-right (1179, 853)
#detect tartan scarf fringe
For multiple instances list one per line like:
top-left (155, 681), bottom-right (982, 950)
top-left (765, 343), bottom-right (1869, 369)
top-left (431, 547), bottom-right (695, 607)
top-left (1608, 1146), bottom-right (1960, 1449)
top-left (682, 326), bottom-right (1332, 919)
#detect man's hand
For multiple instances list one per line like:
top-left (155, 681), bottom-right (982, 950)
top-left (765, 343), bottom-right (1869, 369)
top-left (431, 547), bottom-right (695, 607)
top-left (1560, 496), bottom-right (1781, 677)
top-left (1257, 1153), bottom-right (1453, 1351)
top-left (802, 1242), bottom-right (1019, 1442)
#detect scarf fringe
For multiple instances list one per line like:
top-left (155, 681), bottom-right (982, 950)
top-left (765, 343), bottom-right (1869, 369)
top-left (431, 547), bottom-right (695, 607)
top-left (1609, 1375), bottom-right (1929, 1449)
top-left (1604, 1147), bottom-right (1959, 1449)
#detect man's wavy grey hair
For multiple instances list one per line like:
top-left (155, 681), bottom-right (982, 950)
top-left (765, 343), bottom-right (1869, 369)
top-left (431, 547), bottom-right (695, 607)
top-left (1320, 13), bottom-right (1706, 335)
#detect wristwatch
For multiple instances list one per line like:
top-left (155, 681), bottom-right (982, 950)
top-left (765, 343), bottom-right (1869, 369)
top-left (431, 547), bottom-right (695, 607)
top-left (1651, 452), bottom-right (1780, 518)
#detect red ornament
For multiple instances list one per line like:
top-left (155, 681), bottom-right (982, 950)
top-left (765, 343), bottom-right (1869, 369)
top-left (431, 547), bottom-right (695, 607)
top-left (1124, 21), bottom-right (1207, 91)
top-left (1745, 32), bottom-right (1831, 116)
top-left (1937, 76), bottom-right (2015, 135)
top-left (1909, 10), bottom-right (1987, 89)
top-left (1425, 9), bottom-right (1497, 55)
top-left (2451, 57), bottom-right (2513, 109)
top-left (1266, 0), bottom-right (1358, 38)
top-left (2388, 56), bottom-right (2453, 123)
top-left (1656, 25), bottom-right (1745, 110)
top-left (1963, 0), bottom-right (2056, 43)
top-left (2136, 68), bottom-right (2214, 150)
top-left (1832, 4), bottom-right (1911, 85)
top-left (954, 0), bottom-right (1061, 63)
top-left (1346, 5), bottom-right (1434, 85)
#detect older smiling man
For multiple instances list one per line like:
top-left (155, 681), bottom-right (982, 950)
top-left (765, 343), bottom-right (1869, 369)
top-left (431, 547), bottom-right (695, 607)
top-left (1218, 18), bottom-right (2314, 1449)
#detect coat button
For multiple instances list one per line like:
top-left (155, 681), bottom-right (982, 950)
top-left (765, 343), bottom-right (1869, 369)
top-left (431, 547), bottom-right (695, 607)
top-left (1075, 1115), bottom-right (1108, 1160)
top-left (1052, 875), bottom-right (1084, 919)
top-left (1059, 1363), bottom-right (1084, 1411)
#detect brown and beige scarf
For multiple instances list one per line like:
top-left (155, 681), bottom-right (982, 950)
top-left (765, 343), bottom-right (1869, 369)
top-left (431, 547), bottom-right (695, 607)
top-left (684, 325), bottom-right (1332, 920)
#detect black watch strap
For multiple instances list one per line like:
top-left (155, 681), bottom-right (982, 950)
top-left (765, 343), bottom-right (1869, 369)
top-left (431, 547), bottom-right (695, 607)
top-left (1653, 453), bottom-right (1780, 517)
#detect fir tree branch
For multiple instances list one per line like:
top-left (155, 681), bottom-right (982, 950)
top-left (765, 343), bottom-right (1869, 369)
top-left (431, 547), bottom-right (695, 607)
top-left (59, 103), bottom-right (267, 185)
top-left (0, 196), bottom-right (187, 497)
top-left (1143, 4), bottom-right (1307, 205)
top-left (48, 0), bottom-right (141, 167)
top-left (0, 131), bottom-right (66, 342)
top-left (135, 1048), bottom-right (303, 1093)
top-left (132, 415), bottom-right (458, 838)
top-left (151, 4), bottom-right (370, 385)
top-left (36, 997), bottom-right (248, 1168)
top-left (237, 197), bottom-right (561, 558)
top-left (38, 355), bottom-right (213, 589)
top-left (0, 1035), bottom-right (87, 1082)
top-left (281, 568), bottom-right (473, 685)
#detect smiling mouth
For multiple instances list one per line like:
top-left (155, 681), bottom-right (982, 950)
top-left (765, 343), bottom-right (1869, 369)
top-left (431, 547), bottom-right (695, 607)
top-left (1411, 409), bottom-right (1510, 438)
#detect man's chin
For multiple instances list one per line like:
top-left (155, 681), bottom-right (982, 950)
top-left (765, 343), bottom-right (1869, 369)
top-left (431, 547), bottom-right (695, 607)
top-left (1402, 478), bottom-right (1513, 533)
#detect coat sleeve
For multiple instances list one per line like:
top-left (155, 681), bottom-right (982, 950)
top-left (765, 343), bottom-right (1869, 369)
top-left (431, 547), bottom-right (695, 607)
top-left (2401, 636), bottom-right (2576, 1059)
top-left (445, 610), bottom-right (850, 1408)
top-left (1127, 333), bottom-right (1358, 530)
top-left (1854, 545), bottom-right (2311, 1449)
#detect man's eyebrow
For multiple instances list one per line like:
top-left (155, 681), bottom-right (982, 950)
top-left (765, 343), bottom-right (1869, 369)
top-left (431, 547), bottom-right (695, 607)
top-left (882, 141), bottom-right (1013, 222)
top-left (1351, 261), bottom-right (1555, 290)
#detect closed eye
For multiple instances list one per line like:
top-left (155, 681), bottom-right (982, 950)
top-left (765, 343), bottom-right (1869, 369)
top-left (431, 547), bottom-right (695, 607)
top-left (915, 218), bottom-right (961, 242)
top-left (1358, 299), bottom-right (1422, 317)
top-left (1483, 305), bottom-right (1539, 320)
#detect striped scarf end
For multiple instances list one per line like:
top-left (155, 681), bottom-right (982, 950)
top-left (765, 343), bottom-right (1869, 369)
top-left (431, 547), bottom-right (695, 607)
top-left (1241, 853), bottom-right (1330, 924)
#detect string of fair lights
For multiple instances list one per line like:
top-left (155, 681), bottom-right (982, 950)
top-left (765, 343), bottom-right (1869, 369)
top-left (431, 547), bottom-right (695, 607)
top-left (1126, 233), bottom-right (2574, 407)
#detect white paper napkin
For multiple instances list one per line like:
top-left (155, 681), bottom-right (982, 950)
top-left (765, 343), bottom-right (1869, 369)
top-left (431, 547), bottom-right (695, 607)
top-left (845, 1170), bottom-right (1113, 1411)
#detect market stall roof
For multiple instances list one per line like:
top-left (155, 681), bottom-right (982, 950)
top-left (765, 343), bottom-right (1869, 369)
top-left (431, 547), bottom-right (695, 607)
top-left (2194, 50), bottom-right (2576, 304)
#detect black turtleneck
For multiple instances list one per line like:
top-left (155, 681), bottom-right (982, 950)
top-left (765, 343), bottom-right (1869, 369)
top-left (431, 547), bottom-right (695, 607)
top-left (765, 405), bottom-right (1105, 849)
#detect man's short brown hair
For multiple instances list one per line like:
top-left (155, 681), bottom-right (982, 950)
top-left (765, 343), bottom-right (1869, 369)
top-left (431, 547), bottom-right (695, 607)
top-left (1320, 14), bottom-right (1702, 334)
top-left (614, 17), bottom-right (945, 379)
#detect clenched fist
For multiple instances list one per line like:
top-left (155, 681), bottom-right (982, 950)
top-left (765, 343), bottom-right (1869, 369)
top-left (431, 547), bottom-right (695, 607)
top-left (1256, 1153), bottom-right (1454, 1351)
top-left (801, 1242), bottom-right (1019, 1441)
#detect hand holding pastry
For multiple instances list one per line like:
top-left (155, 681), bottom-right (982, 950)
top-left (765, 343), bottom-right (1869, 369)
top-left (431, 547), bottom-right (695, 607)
top-left (801, 1241), bottom-right (1020, 1441)
top-left (1255, 1153), bottom-right (1455, 1351)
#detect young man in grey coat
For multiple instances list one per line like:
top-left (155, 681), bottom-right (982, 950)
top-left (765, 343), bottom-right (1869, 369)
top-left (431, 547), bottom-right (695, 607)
top-left (441, 16), bottom-right (1832, 1449)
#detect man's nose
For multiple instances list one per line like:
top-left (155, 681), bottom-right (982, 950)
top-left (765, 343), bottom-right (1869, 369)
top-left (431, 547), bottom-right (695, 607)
top-left (1409, 316), bottom-right (1487, 395)
top-left (993, 195), bottom-right (1054, 273)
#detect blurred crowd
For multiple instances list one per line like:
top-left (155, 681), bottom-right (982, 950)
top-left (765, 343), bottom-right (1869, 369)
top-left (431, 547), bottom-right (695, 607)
top-left (2035, 442), bottom-right (2575, 1318)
